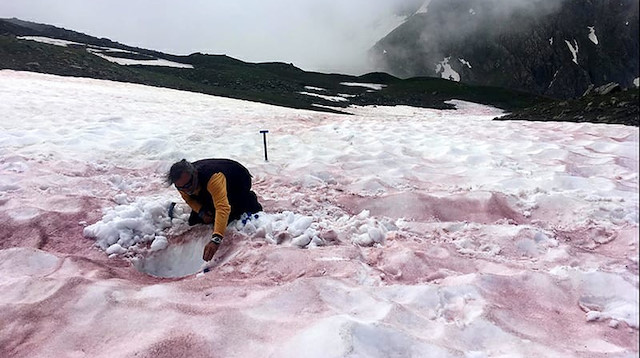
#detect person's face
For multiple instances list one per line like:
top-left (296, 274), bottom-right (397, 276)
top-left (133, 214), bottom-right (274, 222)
top-left (175, 171), bottom-right (197, 194)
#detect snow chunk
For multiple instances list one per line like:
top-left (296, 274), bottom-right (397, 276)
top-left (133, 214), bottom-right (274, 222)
top-left (113, 193), bottom-right (129, 205)
top-left (83, 196), bottom-right (174, 253)
top-left (106, 243), bottom-right (127, 255)
top-left (304, 86), bottom-right (326, 92)
top-left (588, 26), bottom-right (599, 45)
top-left (228, 209), bottom-right (393, 249)
top-left (289, 216), bottom-right (314, 236)
top-left (150, 236), bottom-right (169, 252)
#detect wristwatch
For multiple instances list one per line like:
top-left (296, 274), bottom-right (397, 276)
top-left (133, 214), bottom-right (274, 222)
top-left (211, 234), bottom-right (223, 245)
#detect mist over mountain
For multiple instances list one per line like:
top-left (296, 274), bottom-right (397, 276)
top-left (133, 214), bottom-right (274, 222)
top-left (371, 0), bottom-right (639, 99)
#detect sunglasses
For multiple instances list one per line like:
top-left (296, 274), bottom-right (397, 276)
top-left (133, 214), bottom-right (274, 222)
top-left (176, 174), bottom-right (196, 191)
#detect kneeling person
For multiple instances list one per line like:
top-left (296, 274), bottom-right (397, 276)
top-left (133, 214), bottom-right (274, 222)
top-left (167, 158), bottom-right (263, 261)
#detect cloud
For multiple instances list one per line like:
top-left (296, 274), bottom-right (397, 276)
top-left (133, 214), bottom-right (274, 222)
top-left (0, 0), bottom-right (425, 75)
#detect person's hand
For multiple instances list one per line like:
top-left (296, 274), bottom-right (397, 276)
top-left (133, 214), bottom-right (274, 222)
top-left (200, 211), bottom-right (214, 224)
top-left (203, 241), bottom-right (219, 261)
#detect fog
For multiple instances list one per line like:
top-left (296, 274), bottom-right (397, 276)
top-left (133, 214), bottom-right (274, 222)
top-left (0, 0), bottom-right (424, 75)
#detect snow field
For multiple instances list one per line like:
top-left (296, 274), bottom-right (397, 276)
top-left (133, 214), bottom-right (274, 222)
top-left (0, 70), bottom-right (638, 357)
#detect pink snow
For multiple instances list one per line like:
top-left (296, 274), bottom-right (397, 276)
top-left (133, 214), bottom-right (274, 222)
top-left (0, 71), bottom-right (638, 358)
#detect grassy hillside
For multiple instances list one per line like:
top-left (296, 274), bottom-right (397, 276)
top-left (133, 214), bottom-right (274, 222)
top-left (0, 18), bottom-right (545, 115)
top-left (2, 17), bottom-right (637, 126)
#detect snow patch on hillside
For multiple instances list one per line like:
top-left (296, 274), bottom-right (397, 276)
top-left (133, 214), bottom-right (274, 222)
top-left (17, 35), bottom-right (82, 47)
top-left (415, 0), bottom-right (431, 14)
top-left (436, 57), bottom-right (460, 82)
top-left (299, 91), bottom-right (348, 102)
top-left (340, 82), bottom-right (386, 90)
top-left (588, 26), bottom-right (599, 45)
top-left (565, 39), bottom-right (579, 65)
top-left (17, 35), bottom-right (193, 69)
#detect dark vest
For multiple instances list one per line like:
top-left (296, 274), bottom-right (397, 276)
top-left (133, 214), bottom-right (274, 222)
top-left (188, 158), bottom-right (252, 211)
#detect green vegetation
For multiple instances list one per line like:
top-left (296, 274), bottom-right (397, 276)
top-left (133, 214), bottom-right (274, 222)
top-left (2, 17), bottom-right (636, 125)
top-left (0, 18), bottom-right (545, 115)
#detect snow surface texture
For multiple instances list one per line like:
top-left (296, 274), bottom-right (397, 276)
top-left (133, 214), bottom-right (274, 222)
top-left (0, 70), bottom-right (638, 358)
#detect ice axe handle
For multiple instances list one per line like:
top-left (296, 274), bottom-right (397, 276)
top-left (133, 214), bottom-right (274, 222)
top-left (260, 130), bottom-right (269, 161)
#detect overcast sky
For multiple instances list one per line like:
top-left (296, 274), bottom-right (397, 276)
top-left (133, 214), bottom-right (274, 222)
top-left (0, 0), bottom-right (424, 75)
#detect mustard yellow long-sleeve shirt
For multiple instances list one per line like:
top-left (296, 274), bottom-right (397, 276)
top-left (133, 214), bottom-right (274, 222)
top-left (179, 172), bottom-right (231, 237)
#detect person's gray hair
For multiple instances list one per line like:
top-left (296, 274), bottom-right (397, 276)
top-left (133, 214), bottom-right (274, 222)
top-left (166, 159), bottom-right (196, 186)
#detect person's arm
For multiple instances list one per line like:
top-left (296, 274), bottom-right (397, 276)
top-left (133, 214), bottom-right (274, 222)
top-left (207, 172), bottom-right (231, 237)
top-left (179, 191), bottom-right (203, 213)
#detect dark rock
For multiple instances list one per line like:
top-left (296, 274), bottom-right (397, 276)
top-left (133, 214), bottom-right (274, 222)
top-left (371, 0), bottom-right (639, 100)
top-left (496, 88), bottom-right (639, 126)
top-left (582, 84), bottom-right (594, 97)
top-left (594, 82), bottom-right (621, 95)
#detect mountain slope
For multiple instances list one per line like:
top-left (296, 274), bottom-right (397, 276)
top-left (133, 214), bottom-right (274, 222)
top-left (371, 0), bottom-right (639, 99)
top-left (0, 17), bottom-right (543, 113)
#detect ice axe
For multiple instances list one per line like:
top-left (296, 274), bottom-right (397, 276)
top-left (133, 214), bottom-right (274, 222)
top-left (260, 130), bottom-right (269, 161)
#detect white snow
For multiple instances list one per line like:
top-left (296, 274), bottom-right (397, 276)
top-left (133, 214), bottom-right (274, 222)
top-left (0, 70), bottom-right (637, 357)
top-left (459, 58), bottom-right (472, 69)
top-left (588, 26), bottom-right (599, 45)
top-left (339, 82), bottom-right (386, 90)
top-left (415, 0), bottom-right (431, 14)
top-left (634, 77), bottom-right (639, 87)
top-left (565, 39), bottom-right (579, 65)
top-left (469, 8), bottom-right (476, 15)
top-left (83, 196), bottom-right (173, 251)
top-left (298, 91), bottom-right (348, 102)
top-left (548, 70), bottom-right (560, 89)
top-left (551, 267), bottom-right (639, 328)
top-left (435, 57), bottom-right (461, 82)
top-left (17, 35), bottom-right (193, 69)
top-left (96, 55), bottom-right (193, 68)
top-left (149, 236), bottom-right (169, 252)
top-left (17, 35), bottom-right (83, 47)
top-left (304, 86), bottom-right (326, 92)
top-left (17, 36), bottom-right (133, 54)
top-left (549, 37), bottom-right (554, 45)
top-left (87, 49), bottom-right (194, 69)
